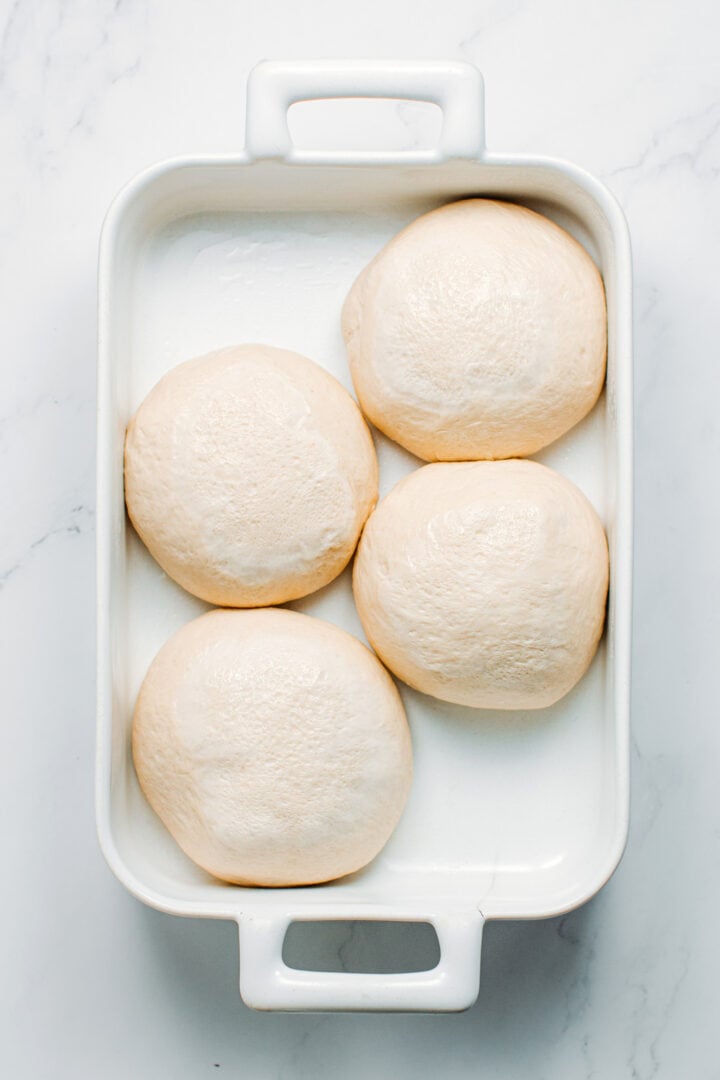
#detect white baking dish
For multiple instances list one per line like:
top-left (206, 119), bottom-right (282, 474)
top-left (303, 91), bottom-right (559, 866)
top-left (96, 60), bottom-right (632, 1012)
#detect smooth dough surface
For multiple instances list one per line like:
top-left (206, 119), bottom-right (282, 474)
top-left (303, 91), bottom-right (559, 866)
top-left (133, 608), bottom-right (413, 886)
top-left (125, 345), bottom-right (378, 606)
top-left (342, 199), bottom-right (607, 461)
top-left (353, 460), bottom-right (608, 710)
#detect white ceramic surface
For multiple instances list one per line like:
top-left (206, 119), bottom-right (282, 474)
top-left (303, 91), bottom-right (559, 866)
top-left (3, 0), bottom-right (718, 1073)
top-left (96, 60), bottom-right (631, 1012)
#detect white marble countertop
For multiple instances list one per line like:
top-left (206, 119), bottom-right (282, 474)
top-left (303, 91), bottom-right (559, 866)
top-left (2, 0), bottom-right (718, 1076)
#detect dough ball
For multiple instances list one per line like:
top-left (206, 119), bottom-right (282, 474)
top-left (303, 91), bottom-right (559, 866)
top-left (124, 345), bottom-right (378, 606)
top-left (342, 199), bottom-right (606, 461)
top-left (353, 460), bottom-right (608, 710)
top-left (133, 608), bottom-right (413, 886)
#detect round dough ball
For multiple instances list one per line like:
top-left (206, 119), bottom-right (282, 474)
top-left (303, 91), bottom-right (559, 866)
top-left (353, 460), bottom-right (608, 710)
top-left (342, 199), bottom-right (607, 461)
top-left (133, 608), bottom-right (413, 886)
top-left (124, 345), bottom-right (378, 607)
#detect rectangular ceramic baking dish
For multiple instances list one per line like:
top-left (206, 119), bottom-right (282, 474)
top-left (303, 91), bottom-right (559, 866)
top-left (96, 60), bottom-right (632, 1012)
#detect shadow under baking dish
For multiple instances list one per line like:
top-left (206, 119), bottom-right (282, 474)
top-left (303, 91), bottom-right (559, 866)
top-left (99, 157), bottom-right (629, 926)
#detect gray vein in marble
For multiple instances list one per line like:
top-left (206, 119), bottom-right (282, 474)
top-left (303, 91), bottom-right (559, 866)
top-left (336, 920), bottom-right (360, 973)
top-left (0, 503), bottom-right (93, 588)
top-left (0, 392), bottom-right (66, 451)
top-left (608, 99), bottom-right (720, 186)
top-left (627, 940), bottom-right (692, 1080)
top-left (277, 1018), bottom-right (328, 1080)
top-left (648, 942), bottom-right (692, 1079)
top-left (630, 736), bottom-right (665, 849)
top-left (0, 0), bottom-right (24, 83)
top-left (458, 0), bottom-right (529, 52)
top-left (0, 0), bottom-right (145, 177)
top-left (556, 913), bottom-right (597, 1044)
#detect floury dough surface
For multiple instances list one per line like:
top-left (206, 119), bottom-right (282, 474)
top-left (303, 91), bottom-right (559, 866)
top-left (132, 608), bottom-right (413, 886)
top-left (342, 198), bottom-right (607, 461)
top-left (124, 344), bottom-right (378, 606)
top-left (353, 459), bottom-right (609, 710)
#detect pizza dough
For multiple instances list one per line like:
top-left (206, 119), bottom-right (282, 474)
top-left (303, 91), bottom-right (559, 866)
top-left (133, 608), bottom-right (413, 886)
top-left (124, 345), bottom-right (378, 606)
top-left (342, 198), bottom-right (607, 461)
top-left (353, 459), bottom-right (608, 710)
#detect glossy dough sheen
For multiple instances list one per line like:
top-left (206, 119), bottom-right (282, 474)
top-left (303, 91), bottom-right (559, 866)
top-left (353, 460), bottom-right (608, 710)
top-left (133, 608), bottom-right (413, 886)
top-left (124, 345), bottom-right (378, 606)
top-left (342, 199), bottom-right (607, 461)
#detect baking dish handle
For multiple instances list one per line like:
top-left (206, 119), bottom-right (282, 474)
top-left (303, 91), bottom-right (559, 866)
top-left (237, 911), bottom-right (484, 1012)
top-left (245, 59), bottom-right (484, 163)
